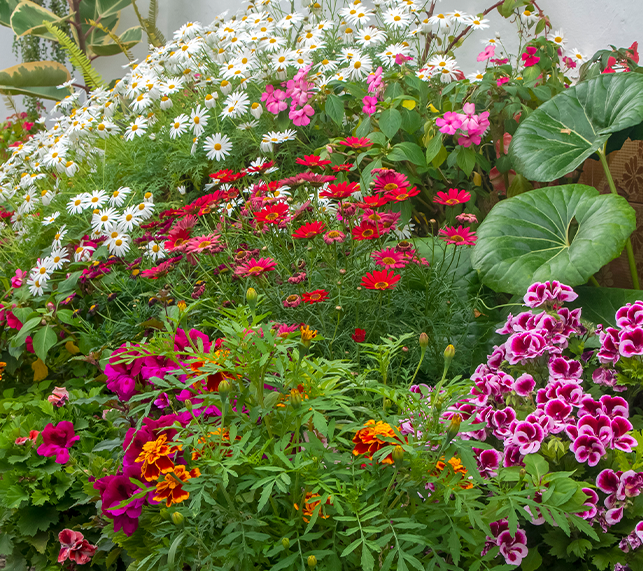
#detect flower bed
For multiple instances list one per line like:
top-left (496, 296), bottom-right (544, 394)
top-left (0, 0), bottom-right (642, 568)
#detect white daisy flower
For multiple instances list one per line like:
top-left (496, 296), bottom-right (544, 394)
top-left (169, 114), bottom-right (190, 139)
top-left (346, 52), bottom-right (373, 80)
top-left (466, 16), bottom-right (490, 30)
top-left (569, 49), bottom-right (587, 64)
top-left (428, 13), bottom-right (452, 30)
top-left (189, 105), bottom-right (209, 137)
top-left (146, 241), bottom-right (167, 261)
top-left (109, 186), bottom-right (131, 207)
top-left (74, 244), bottom-right (95, 263)
top-left (31, 258), bottom-right (53, 281)
top-left (67, 194), bottom-right (87, 214)
top-left (134, 201), bottom-right (155, 220)
top-left (63, 160), bottom-right (79, 177)
top-left (27, 276), bottom-right (47, 297)
top-left (105, 227), bottom-right (131, 256)
top-left (124, 116), bottom-right (148, 141)
top-left (220, 90), bottom-right (250, 120)
top-left (43, 211), bottom-right (60, 225)
top-left (91, 207), bottom-right (119, 233)
top-left (85, 189), bottom-right (108, 210)
top-left (203, 133), bottom-right (232, 161)
top-left (52, 225), bottom-right (67, 248)
top-left (549, 29), bottom-right (567, 48)
top-left (160, 95), bottom-right (173, 110)
top-left (468, 70), bottom-right (486, 82)
top-left (520, 8), bottom-right (539, 25)
top-left (48, 248), bottom-right (69, 270)
top-left (356, 27), bottom-right (387, 48)
top-left (204, 93), bottom-right (218, 109)
top-left (237, 120), bottom-right (259, 131)
top-left (383, 8), bottom-right (411, 29)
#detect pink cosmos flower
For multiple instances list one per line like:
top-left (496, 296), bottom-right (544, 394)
top-left (37, 421), bottom-right (80, 464)
top-left (435, 112), bottom-right (462, 135)
top-left (477, 45), bottom-right (496, 62)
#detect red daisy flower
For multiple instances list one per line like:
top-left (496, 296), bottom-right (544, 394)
top-left (209, 169), bottom-right (246, 183)
top-left (371, 248), bottom-right (408, 269)
top-left (361, 195), bottom-right (391, 209)
top-left (254, 202), bottom-right (289, 225)
top-left (331, 163), bottom-right (354, 172)
top-left (438, 225), bottom-right (477, 246)
top-left (385, 186), bottom-right (420, 202)
top-left (292, 221), bottom-right (326, 239)
top-left (234, 257), bottom-right (277, 277)
top-left (352, 221), bottom-right (380, 241)
top-left (373, 170), bottom-right (409, 194)
top-left (302, 289), bottom-right (329, 304)
top-left (433, 189), bottom-right (472, 206)
top-left (319, 182), bottom-right (360, 200)
top-left (361, 269), bottom-right (401, 290)
top-left (351, 328), bottom-right (366, 343)
top-left (295, 155), bottom-right (332, 168)
top-left (338, 136), bottom-right (373, 149)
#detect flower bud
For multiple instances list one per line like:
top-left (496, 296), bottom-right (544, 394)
top-left (473, 171), bottom-right (482, 186)
top-left (419, 332), bottom-right (429, 349)
top-left (383, 398), bottom-right (392, 409)
top-left (290, 389), bottom-right (303, 410)
top-left (160, 508), bottom-right (170, 521)
top-left (171, 511), bottom-right (184, 526)
top-left (444, 344), bottom-right (455, 361)
top-left (392, 445), bottom-right (404, 464)
top-left (308, 555), bottom-right (317, 568)
top-left (218, 379), bottom-right (232, 398)
top-left (282, 537), bottom-right (290, 549)
top-left (246, 287), bottom-right (257, 311)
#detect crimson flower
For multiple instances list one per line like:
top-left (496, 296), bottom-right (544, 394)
top-left (319, 181), bottom-right (360, 200)
top-left (361, 195), bottom-right (391, 209)
top-left (254, 202), bottom-right (289, 225)
top-left (302, 289), bottom-right (329, 304)
top-left (331, 163), bottom-right (354, 172)
top-left (434, 189), bottom-right (471, 206)
top-left (361, 269), bottom-right (401, 290)
top-left (438, 225), bottom-right (477, 246)
top-left (209, 168), bottom-right (246, 183)
top-left (246, 159), bottom-right (275, 174)
top-left (292, 221), bottom-right (326, 239)
top-left (234, 257), bottom-right (277, 277)
top-left (352, 328), bottom-right (366, 343)
top-left (295, 155), bottom-right (332, 168)
top-left (338, 136), bottom-right (373, 149)
top-left (37, 420), bottom-right (79, 464)
top-left (521, 46), bottom-right (541, 68)
top-left (58, 529), bottom-right (97, 565)
top-left (352, 221), bottom-right (380, 241)
top-left (385, 186), bottom-right (420, 202)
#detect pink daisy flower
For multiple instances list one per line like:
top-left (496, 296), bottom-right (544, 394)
top-left (234, 257), bottom-right (277, 277)
top-left (438, 225), bottom-right (477, 246)
top-left (373, 170), bottom-right (409, 194)
top-left (433, 189), bottom-right (471, 206)
top-left (185, 234), bottom-right (223, 254)
top-left (371, 248), bottom-right (408, 269)
top-left (323, 230), bottom-right (346, 244)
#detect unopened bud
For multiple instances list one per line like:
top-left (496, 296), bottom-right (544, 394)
top-left (171, 512), bottom-right (184, 526)
top-left (419, 332), bottom-right (429, 349)
top-left (308, 555), bottom-right (317, 568)
top-left (392, 445), bottom-right (404, 464)
top-left (519, 469), bottom-right (526, 478)
top-left (383, 398), bottom-right (392, 409)
top-left (246, 287), bottom-right (257, 311)
top-left (290, 389), bottom-right (303, 410)
top-left (282, 537), bottom-right (290, 549)
top-left (473, 171), bottom-right (482, 186)
top-left (218, 379), bottom-right (231, 397)
top-left (444, 344), bottom-right (455, 362)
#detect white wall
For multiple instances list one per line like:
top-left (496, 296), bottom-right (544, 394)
top-left (1, 0), bottom-right (642, 117)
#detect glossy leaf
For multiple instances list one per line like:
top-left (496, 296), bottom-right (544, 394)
top-left (509, 73), bottom-right (643, 181)
top-left (471, 184), bottom-right (636, 294)
top-left (379, 108), bottom-right (401, 140)
top-left (387, 142), bottom-right (425, 166)
top-left (32, 326), bottom-right (58, 363)
top-left (568, 286), bottom-right (643, 327)
top-left (0, 61), bottom-right (71, 100)
top-left (0, 0), bottom-right (20, 26)
top-left (96, 0), bottom-right (132, 18)
top-left (88, 25), bottom-right (142, 56)
top-left (10, 0), bottom-right (63, 40)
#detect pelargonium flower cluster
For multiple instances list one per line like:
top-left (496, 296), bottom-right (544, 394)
top-left (435, 103), bottom-right (491, 147)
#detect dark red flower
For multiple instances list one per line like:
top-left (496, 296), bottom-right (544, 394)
top-left (295, 155), bottom-right (332, 168)
top-left (292, 221), bottom-right (326, 239)
top-left (352, 328), bottom-right (366, 342)
top-left (37, 421), bottom-right (79, 464)
top-left (331, 163), bottom-right (354, 172)
top-left (209, 168), bottom-right (246, 183)
top-left (58, 529), bottom-right (97, 564)
top-left (361, 195), bottom-right (391, 209)
top-left (302, 289), bottom-right (329, 304)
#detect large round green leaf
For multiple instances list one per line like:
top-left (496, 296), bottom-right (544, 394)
top-left (471, 184), bottom-right (636, 294)
top-left (509, 73), bottom-right (643, 181)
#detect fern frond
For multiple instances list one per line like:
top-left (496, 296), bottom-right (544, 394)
top-left (2, 95), bottom-right (19, 117)
top-left (87, 19), bottom-right (134, 62)
top-left (131, 0), bottom-right (165, 47)
top-left (43, 22), bottom-right (106, 90)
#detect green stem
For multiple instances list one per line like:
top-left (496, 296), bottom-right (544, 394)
top-left (589, 275), bottom-right (600, 287)
top-left (598, 148), bottom-right (640, 289)
top-left (409, 349), bottom-right (426, 387)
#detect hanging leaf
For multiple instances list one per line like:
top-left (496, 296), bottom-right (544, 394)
top-left (0, 61), bottom-right (71, 100)
top-left (0, 0), bottom-right (20, 26)
top-left (32, 326), bottom-right (58, 363)
top-left (471, 184), bottom-right (636, 294)
top-left (387, 142), bottom-right (426, 166)
top-left (378, 108), bottom-right (401, 140)
top-left (509, 73), bottom-right (643, 181)
top-left (325, 94), bottom-right (344, 126)
top-left (31, 358), bottom-right (48, 381)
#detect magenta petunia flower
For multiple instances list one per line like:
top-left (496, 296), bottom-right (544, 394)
top-left (435, 111), bottom-right (463, 135)
top-left (37, 421), bottom-right (80, 464)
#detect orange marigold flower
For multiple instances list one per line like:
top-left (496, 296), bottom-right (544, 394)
top-left (294, 492), bottom-right (331, 523)
top-left (352, 420), bottom-right (403, 464)
top-left (190, 428), bottom-right (239, 460)
top-left (433, 456), bottom-right (473, 489)
top-left (153, 465), bottom-right (201, 507)
top-left (135, 434), bottom-right (181, 481)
